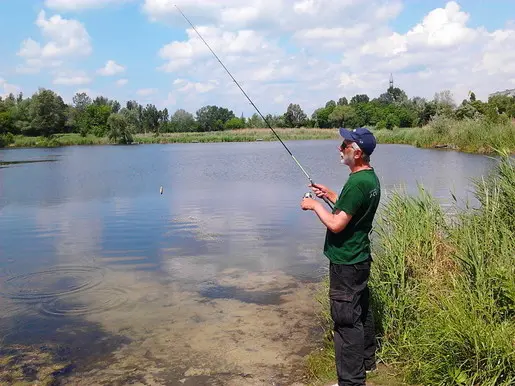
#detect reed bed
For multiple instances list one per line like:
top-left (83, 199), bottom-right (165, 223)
top-left (374, 117), bottom-right (515, 154)
top-left (306, 151), bottom-right (515, 386)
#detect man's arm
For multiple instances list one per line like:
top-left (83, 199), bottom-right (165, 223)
top-left (311, 202), bottom-right (353, 233)
top-left (310, 184), bottom-right (338, 204)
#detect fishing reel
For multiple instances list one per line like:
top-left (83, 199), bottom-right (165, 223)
top-left (303, 192), bottom-right (314, 199)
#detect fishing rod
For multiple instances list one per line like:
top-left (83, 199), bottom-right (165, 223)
top-left (175, 5), bottom-right (334, 210)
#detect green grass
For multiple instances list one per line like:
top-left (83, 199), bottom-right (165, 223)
top-left (4, 119), bottom-right (514, 155)
top-left (133, 128), bottom-right (340, 143)
top-left (3, 129), bottom-right (339, 148)
top-left (374, 117), bottom-right (515, 154)
top-left (10, 133), bottom-right (109, 148)
top-left (306, 151), bottom-right (515, 385)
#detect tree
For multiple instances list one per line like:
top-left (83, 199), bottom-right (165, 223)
top-left (284, 103), bottom-right (307, 128)
top-left (264, 114), bottom-right (286, 128)
top-left (110, 100), bottom-right (121, 113)
top-left (72, 92), bottom-right (92, 135)
top-left (73, 92), bottom-right (92, 110)
top-left (385, 113), bottom-right (400, 130)
top-left (141, 104), bottom-right (160, 134)
top-left (84, 104), bottom-right (112, 137)
top-left (161, 108), bottom-right (169, 124)
top-left (350, 94), bottom-right (369, 104)
top-left (337, 97), bottom-right (348, 106)
top-left (455, 102), bottom-right (478, 120)
top-left (488, 95), bottom-right (515, 117)
top-left (246, 113), bottom-right (265, 128)
top-left (12, 97), bottom-right (32, 135)
top-left (29, 88), bottom-right (67, 137)
top-left (311, 107), bottom-right (332, 128)
top-left (196, 105), bottom-right (235, 132)
top-left (328, 105), bottom-right (356, 127)
top-left (108, 113), bottom-right (133, 144)
top-left (0, 110), bottom-right (13, 134)
top-left (93, 96), bottom-right (109, 106)
top-left (325, 100), bottom-right (336, 109)
top-left (433, 90), bottom-right (456, 117)
top-left (124, 101), bottom-right (143, 132)
top-left (170, 109), bottom-right (196, 132)
top-left (225, 117), bottom-right (245, 129)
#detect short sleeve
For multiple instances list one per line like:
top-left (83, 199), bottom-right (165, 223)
top-left (334, 180), bottom-right (365, 215)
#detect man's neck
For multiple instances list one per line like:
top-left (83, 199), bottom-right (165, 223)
top-left (349, 162), bottom-right (372, 173)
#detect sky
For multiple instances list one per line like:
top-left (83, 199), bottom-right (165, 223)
top-left (1, 0), bottom-right (514, 117)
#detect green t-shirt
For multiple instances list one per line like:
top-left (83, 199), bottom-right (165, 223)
top-left (323, 168), bottom-right (381, 265)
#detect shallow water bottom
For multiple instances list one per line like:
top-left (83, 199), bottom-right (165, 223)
top-left (0, 265), bottom-right (323, 385)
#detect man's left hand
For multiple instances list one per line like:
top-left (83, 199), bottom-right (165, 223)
top-left (301, 197), bottom-right (317, 211)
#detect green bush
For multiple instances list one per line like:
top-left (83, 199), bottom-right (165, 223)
top-left (0, 132), bottom-right (14, 147)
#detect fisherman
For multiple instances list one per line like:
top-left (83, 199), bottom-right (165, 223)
top-left (300, 127), bottom-right (380, 386)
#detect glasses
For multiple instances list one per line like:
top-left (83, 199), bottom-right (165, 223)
top-left (338, 143), bottom-right (353, 152)
top-left (338, 142), bottom-right (361, 152)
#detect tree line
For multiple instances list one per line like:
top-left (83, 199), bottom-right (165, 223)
top-left (1, 84), bottom-right (514, 145)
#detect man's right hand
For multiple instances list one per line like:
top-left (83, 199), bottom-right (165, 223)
top-left (309, 183), bottom-right (337, 204)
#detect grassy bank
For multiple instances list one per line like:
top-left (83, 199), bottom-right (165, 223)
top-left (306, 151), bottom-right (515, 386)
top-left (3, 129), bottom-right (339, 149)
top-left (8, 133), bottom-right (110, 148)
top-left (3, 119), bottom-right (513, 155)
top-left (134, 128), bottom-right (340, 143)
top-left (374, 116), bottom-right (515, 154)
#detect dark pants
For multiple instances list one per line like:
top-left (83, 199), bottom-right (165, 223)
top-left (329, 258), bottom-right (376, 386)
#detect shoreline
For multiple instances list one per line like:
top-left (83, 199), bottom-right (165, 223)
top-left (2, 127), bottom-right (513, 155)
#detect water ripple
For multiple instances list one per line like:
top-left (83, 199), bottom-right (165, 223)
top-left (38, 287), bottom-right (128, 317)
top-left (1, 266), bottom-right (105, 301)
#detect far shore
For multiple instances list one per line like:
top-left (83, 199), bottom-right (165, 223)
top-left (2, 123), bottom-right (514, 155)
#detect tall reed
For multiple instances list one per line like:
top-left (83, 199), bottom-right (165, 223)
top-left (370, 151), bottom-right (515, 385)
top-left (306, 152), bottom-right (515, 385)
top-left (374, 117), bottom-right (515, 154)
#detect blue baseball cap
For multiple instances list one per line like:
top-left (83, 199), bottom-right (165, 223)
top-left (339, 127), bottom-right (377, 155)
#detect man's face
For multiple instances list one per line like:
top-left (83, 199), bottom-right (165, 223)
top-left (339, 140), bottom-right (357, 166)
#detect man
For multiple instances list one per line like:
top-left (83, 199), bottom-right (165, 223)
top-left (300, 127), bottom-right (381, 386)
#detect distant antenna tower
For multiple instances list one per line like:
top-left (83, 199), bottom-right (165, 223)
top-left (389, 73), bottom-right (394, 89)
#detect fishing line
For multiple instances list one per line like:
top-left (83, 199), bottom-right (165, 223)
top-left (175, 5), bottom-right (334, 210)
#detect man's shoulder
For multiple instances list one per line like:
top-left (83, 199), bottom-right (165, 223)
top-left (349, 169), bottom-right (379, 188)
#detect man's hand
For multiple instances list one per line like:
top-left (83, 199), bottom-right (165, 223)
top-left (301, 196), bottom-right (352, 233)
top-left (301, 197), bottom-right (318, 211)
top-left (309, 183), bottom-right (337, 204)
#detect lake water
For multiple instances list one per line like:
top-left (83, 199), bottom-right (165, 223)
top-left (0, 140), bottom-right (496, 385)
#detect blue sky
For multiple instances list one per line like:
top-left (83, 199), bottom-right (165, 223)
top-left (1, 1), bottom-right (515, 116)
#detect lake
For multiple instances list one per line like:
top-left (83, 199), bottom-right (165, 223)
top-left (0, 140), bottom-right (496, 385)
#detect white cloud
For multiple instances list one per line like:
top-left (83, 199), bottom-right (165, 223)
top-left (16, 59), bottom-right (63, 74)
top-left (45, 0), bottom-right (133, 11)
top-left (158, 26), bottom-right (276, 73)
top-left (17, 10), bottom-right (91, 73)
top-left (53, 71), bottom-right (92, 85)
top-left (8, 1), bottom-right (513, 118)
top-left (374, 1), bottom-right (403, 21)
top-left (0, 78), bottom-right (21, 97)
top-left (137, 88), bottom-right (158, 96)
top-left (98, 60), bottom-right (125, 76)
top-left (147, 0), bottom-right (515, 117)
top-left (173, 79), bottom-right (219, 93)
top-left (116, 78), bottom-right (128, 87)
top-left (405, 1), bottom-right (478, 48)
top-left (474, 29), bottom-right (515, 75)
top-left (143, 0), bottom-right (377, 31)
